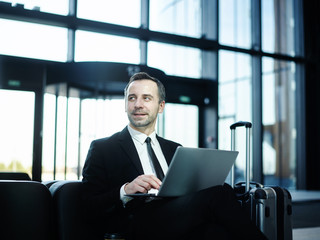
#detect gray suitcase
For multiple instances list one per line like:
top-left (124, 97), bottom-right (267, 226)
top-left (230, 121), bottom-right (293, 240)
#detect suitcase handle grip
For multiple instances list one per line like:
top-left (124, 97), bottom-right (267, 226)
top-left (230, 121), bottom-right (252, 192)
top-left (230, 121), bottom-right (252, 130)
top-left (235, 181), bottom-right (263, 189)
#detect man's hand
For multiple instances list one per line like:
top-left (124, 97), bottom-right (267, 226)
top-left (124, 175), bottom-right (162, 194)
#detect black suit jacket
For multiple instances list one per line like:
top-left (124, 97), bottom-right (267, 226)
top-left (82, 127), bottom-right (181, 232)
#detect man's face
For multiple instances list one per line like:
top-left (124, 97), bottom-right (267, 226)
top-left (125, 79), bottom-right (165, 134)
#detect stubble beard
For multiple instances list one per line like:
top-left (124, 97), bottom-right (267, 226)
top-left (129, 116), bottom-right (151, 128)
top-left (128, 111), bottom-right (155, 129)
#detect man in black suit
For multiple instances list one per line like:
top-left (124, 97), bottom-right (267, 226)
top-left (82, 72), bottom-right (266, 240)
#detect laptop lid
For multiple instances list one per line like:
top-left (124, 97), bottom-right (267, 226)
top-left (156, 147), bottom-right (238, 197)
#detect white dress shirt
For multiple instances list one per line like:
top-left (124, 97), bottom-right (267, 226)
top-left (120, 125), bottom-right (168, 202)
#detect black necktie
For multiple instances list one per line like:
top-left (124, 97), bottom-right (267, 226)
top-left (145, 137), bottom-right (164, 180)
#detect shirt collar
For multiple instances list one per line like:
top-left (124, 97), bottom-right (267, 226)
top-left (127, 125), bottom-right (157, 145)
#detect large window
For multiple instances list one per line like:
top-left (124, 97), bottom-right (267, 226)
top-left (217, 0), bottom-right (302, 188)
top-left (262, 58), bottom-right (296, 188)
top-left (0, 0), bottom-right (305, 187)
top-left (0, 90), bottom-right (34, 177)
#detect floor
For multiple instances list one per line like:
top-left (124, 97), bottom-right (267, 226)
top-left (293, 227), bottom-right (320, 240)
top-left (291, 190), bottom-right (320, 240)
top-left (291, 190), bottom-right (320, 202)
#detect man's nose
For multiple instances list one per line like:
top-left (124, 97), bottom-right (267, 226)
top-left (134, 98), bottom-right (144, 108)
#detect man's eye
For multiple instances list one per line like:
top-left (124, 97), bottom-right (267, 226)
top-left (128, 96), bottom-right (136, 101)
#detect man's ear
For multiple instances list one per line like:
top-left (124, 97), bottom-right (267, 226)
top-left (158, 101), bottom-right (165, 113)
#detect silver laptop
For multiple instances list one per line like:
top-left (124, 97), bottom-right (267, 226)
top-left (126, 146), bottom-right (238, 198)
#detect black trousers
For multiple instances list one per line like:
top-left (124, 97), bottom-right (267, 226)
top-left (125, 184), bottom-right (267, 240)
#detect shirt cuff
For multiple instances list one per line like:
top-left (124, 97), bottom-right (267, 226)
top-left (120, 183), bottom-right (133, 206)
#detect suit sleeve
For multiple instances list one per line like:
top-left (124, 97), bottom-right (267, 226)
top-left (81, 139), bottom-right (125, 219)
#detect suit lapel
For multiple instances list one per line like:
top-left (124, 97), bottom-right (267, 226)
top-left (118, 127), bottom-right (144, 175)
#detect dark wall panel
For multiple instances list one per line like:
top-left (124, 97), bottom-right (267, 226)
top-left (303, 0), bottom-right (320, 189)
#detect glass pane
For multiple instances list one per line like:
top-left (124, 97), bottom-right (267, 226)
top-left (160, 103), bottom-right (199, 147)
top-left (79, 98), bottom-right (128, 171)
top-left (0, 90), bottom-right (34, 178)
top-left (218, 51), bottom-right (252, 182)
top-left (262, 58), bottom-right (296, 189)
top-left (149, 0), bottom-right (202, 38)
top-left (148, 41), bottom-right (201, 78)
top-left (55, 96), bottom-right (67, 180)
top-left (66, 97), bottom-right (80, 180)
top-left (42, 93), bottom-right (56, 181)
top-left (0, 19), bottom-right (68, 61)
top-left (77, 0), bottom-right (140, 27)
top-left (75, 30), bottom-right (140, 64)
top-left (218, 51), bottom-right (252, 120)
top-left (262, 0), bottom-right (296, 56)
top-left (1, 0), bottom-right (68, 15)
top-left (219, 0), bottom-right (251, 48)
top-left (43, 94), bottom-right (128, 180)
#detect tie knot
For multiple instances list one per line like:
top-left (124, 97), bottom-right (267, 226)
top-left (145, 137), bottom-right (151, 144)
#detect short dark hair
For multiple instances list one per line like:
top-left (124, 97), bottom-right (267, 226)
top-left (124, 72), bottom-right (166, 103)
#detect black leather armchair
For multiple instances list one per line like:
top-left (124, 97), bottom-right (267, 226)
top-left (0, 180), bottom-right (54, 240)
top-left (49, 180), bottom-right (126, 240)
top-left (49, 180), bottom-right (95, 240)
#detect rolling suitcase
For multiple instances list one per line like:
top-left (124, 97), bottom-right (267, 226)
top-left (230, 121), bottom-right (293, 240)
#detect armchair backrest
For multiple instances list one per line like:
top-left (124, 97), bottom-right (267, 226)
top-left (0, 172), bottom-right (31, 180)
top-left (49, 180), bottom-right (94, 240)
top-left (0, 180), bottom-right (54, 240)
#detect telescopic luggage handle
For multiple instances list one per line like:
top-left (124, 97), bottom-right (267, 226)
top-left (230, 121), bottom-right (252, 129)
top-left (230, 121), bottom-right (252, 192)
